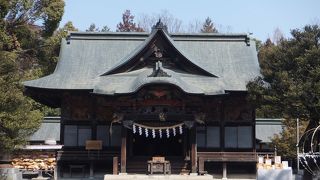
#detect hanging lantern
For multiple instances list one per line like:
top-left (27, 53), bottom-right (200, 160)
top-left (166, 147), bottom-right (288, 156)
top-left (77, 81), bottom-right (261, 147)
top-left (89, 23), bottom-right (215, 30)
top-left (133, 124), bottom-right (136, 134)
top-left (179, 125), bottom-right (183, 134)
top-left (166, 129), bottom-right (170, 138)
top-left (173, 127), bottom-right (176, 136)
top-left (145, 128), bottom-right (149, 137)
top-left (159, 129), bottom-right (162, 138)
top-left (152, 129), bottom-right (156, 138)
top-left (139, 126), bottom-right (142, 135)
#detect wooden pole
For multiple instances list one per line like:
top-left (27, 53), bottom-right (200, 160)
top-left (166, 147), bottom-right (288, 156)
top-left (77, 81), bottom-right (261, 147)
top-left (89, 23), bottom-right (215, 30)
top-left (297, 118), bottom-right (300, 172)
top-left (120, 126), bottom-right (127, 173)
top-left (113, 156), bottom-right (118, 175)
top-left (191, 127), bottom-right (197, 173)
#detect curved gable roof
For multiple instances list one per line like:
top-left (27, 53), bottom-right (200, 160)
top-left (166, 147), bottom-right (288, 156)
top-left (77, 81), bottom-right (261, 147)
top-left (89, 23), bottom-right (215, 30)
top-left (23, 26), bottom-right (260, 96)
top-left (102, 28), bottom-right (216, 77)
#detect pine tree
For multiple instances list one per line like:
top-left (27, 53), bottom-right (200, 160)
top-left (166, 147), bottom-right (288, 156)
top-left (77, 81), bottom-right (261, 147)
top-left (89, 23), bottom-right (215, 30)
top-left (201, 17), bottom-right (218, 33)
top-left (86, 23), bottom-right (99, 32)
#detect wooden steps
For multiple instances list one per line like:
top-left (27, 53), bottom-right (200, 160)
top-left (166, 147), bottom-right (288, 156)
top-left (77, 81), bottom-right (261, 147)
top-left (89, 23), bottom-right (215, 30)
top-left (126, 156), bottom-right (190, 175)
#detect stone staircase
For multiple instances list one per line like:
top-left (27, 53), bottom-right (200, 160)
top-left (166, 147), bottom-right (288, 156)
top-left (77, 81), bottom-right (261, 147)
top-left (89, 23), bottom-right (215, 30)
top-left (126, 156), bottom-right (190, 175)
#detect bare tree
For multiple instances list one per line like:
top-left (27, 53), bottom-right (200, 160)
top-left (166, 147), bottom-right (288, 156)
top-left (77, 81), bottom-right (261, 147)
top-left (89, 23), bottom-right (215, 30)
top-left (137, 10), bottom-right (183, 33)
top-left (186, 19), bottom-right (202, 33)
top-left (137, 10), bottom-right (232, 34)
top-left (216, 24), bottom-right (233, 33)
top-left (272, 27), bottom-right (284, 44)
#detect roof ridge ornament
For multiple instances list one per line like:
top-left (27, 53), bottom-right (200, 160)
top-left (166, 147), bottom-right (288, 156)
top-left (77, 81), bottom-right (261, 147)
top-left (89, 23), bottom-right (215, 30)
top-left (148, 60), bottom-right (171, 77)
top-left (152, 19), bottom-right (168, 33)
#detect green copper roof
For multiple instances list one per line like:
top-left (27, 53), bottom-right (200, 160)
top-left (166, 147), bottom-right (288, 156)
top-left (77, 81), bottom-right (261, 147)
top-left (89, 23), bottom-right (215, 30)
top-left (23, 28), bottom-right (259, 95)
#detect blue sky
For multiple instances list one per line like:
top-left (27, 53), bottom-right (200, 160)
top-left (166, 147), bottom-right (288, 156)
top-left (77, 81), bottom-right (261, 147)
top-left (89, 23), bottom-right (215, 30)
top-left (60, 0), bottom-right (320, 41)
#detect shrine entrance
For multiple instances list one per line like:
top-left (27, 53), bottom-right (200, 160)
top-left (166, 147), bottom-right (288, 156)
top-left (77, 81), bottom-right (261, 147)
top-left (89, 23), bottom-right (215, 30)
top-left (132, 132), bottom-right (184, 156)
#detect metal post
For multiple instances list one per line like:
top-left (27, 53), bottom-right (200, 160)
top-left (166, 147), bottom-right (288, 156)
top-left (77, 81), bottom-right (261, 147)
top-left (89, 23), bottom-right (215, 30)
top-left (297, 118), bottom-right (300, 172)
top-left (222, 162), bottom-right (227, 180)
top-left (89, 161), bottom-right (94, 178)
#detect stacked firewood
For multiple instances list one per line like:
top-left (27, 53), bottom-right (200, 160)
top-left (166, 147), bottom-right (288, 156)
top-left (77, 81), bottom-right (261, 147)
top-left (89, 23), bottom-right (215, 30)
top-left (11, 153), bottom-right (56, 171)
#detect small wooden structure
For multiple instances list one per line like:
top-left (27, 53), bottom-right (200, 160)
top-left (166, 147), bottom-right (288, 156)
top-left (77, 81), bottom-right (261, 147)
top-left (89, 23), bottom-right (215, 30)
top-left (147, 156), bottom-right (171, 175)
top-left (23, 21), bottom-right (260, 177)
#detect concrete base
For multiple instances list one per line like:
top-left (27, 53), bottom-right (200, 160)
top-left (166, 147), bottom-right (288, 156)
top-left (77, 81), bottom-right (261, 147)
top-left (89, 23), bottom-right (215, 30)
top-left (257, 169), bottom-right (292, 180)
top-left (32, 177), bottom-right (50, 180)
top-left (104, 174), bottom-right (257, 180)
top-left (0, 168), bottom-right (22, 180)
top-left (104, 174), bottom-right (214, 180)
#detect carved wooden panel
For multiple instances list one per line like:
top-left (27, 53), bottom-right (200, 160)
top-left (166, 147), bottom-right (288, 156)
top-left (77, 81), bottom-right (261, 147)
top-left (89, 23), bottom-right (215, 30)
top-left (64, 94), bottom-right (92, 120)
top-left (96, 106), bottom-right (114, 121)
top-left (224, 96), bottom-right (253, 122)
top-left (205, 99), bottom-right (222, 122)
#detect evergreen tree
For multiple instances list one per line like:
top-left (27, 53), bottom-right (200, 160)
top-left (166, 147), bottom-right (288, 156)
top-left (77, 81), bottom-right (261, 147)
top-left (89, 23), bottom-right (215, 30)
top-left (247, 25), bottom-right (320, 153)
top-left (85, 23), bottom-right (110, 32)
top-left (116, 10), bottom-right (144, 32)
top-left (201, 17), bottom-right (218, 33)
top-left (86, 23), bottom-right (99, 32)
top-left (0, 0), bottom-right (64, 152)
top-left (39, 21), bottom-right (78, 75)
top-left (101, 25), bottom-right (110, 32)
top-left (271, 119), bottom-right (307, 159)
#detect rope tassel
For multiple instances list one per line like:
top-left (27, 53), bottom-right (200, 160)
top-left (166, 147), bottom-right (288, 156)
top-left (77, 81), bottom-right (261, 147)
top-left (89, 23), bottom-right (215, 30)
top-left (133, 124), bottom-right (136, 134)
top-left (132, 122), bottom-right (184, 138)
top-left (179, 125), bottom-right (183, 134)
top-left (152, 129), bottom-right (156, 138)
top-left (159, 129), bottom-right (162, 138)
top-left (138, 126), bottom-right (142, 135)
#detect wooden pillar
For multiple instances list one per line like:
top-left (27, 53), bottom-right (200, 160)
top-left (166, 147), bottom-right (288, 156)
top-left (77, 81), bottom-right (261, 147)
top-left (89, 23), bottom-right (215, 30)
top-left (183, 128), bottom-right (188, 158)
top-left (113, 157), bottom-right (118, 175)
top-left (191, 126), bottom-right (197, 173)
top-left (120, 126), bottom-right (127, 173)
top-left (89, 161), bottom-right (94, 178)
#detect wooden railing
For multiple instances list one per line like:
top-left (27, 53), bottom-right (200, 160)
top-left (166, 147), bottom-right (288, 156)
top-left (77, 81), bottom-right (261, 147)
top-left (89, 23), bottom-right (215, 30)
top-left (57, 150), bottom-right (119, 161)
top-left (197, 152), bottom-right (257, 174)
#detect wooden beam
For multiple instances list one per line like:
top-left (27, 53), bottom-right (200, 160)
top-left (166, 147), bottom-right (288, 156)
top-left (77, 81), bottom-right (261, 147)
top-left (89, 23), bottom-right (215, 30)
top-left (120, 126), bottom-right (127, 173)
top-left (191, 127), bottom-right (197, 173)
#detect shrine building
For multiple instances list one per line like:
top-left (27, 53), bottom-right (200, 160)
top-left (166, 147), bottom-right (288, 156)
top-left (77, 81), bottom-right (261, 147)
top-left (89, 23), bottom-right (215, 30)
top-left (23, 21), bottom-right (260, 178)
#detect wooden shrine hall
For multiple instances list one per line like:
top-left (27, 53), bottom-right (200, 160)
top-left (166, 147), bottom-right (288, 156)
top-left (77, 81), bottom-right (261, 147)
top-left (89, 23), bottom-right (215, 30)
top-left (23, 21), bottom-right (260, 178)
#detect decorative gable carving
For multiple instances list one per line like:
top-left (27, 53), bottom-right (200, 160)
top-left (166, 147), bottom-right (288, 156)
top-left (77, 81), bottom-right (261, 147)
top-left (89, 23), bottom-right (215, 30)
top-left (101, 22), bottom-right (217, 77)
top-left (148, 61), bottom-right (171, 77)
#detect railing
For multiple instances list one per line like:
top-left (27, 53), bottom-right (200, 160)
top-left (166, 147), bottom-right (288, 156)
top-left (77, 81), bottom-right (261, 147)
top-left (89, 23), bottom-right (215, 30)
top-left (197, 152), bottom-right (257, 174)
top-left (198, 152), bottom-right (257, 162)
top-left (57, 150), bottom-right (119, 161)
top-left (256, 152), bottom-right (275, 159)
